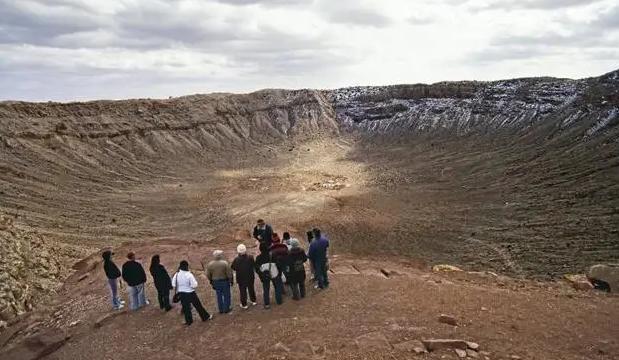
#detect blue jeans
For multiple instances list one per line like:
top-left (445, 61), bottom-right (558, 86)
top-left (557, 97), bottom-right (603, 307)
top-left (127, 283), bottom-right (147, 310)
top-left (213, 279), bottom-right (232, 313)
top-left (312, 258), bottom-right (329, 289)
top-left (262, 276), bottom-right (283, 306)
top-left (108, 278), bottom-right (121, 309)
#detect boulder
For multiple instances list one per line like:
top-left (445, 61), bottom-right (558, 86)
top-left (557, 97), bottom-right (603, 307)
top-left (587, 264), bottom-right (619, 292)
top-left (0, 330), bottom-right (69, 360)
top-left (564, 274), bottom-right (593, 291)
top-left (422, 339), bottom-right (468, 352)
top-left (466, 341), bottom-right (480, 350)
top-left (432, 264), bottom-right (463, 272)
top-left (455, 348), bottom-right (467, 358)
top-left (393, 340), bottom-right (427, 354)
top-left (355, 331), bottom-right (392, 351)
top-left (438, 314), bottom-right (458, 326)
top-left (93, 311), bottom-right (124, 329)
top-left (467, 349), bottom-right (480, 358)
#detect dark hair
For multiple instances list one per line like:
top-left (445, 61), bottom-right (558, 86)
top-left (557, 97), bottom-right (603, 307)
top-left (306, 231), bottom-right (313, 242)
top-left (102, 250), bottom-right (113, 261)
top-left (283, 232), bottom-right (290, 240)
top-left (150, 254), bottom-right (160, 272)
top-left (257, 219), bottom-right (265, 224)
top-left (179, 260), bottom-right (189, 271)
top-left (312, 228), bottom-right (321, 239)
top-left (127, 252), bottom-right (135, 260)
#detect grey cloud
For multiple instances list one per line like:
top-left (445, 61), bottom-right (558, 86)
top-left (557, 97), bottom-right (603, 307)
top-left (479, 0), bottom-right (606, 10)
top-left (213, 0), bottom-right (312, 6)
top-left (324, 7), bottom-right (393, 28)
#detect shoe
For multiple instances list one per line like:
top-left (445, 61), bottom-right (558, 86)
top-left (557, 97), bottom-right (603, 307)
top-left (203, 314), bottom-right (213, 322)
top-left (119, 300), bottom-right (126, 305)
top-left (165, 306), bottom-right (172, 312)
top-left (185, 322), bottom-right (193, 326)
top-left (250, 302), bottom-right (257, 306)
top-left (225, 308), bottom-right (232, 314)
top-left (115, 304), bottom-right (125, 310)
top-left (314, 285), bottom-right (320, 289)
top-left (264, 305), bottom-right (271, 309)
top-left (240, 304), bottom-right (248, 309)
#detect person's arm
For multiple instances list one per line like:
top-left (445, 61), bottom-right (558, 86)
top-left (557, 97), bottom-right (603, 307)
top-left (231, 258), bottom-right (237, 272)
top-left (206, 264), bottom-right (213, 283)
top-left (252, 226), bottom-right (259, 240)
top-left (121, 263), bottom-right (128, 283)
top-left (189, 273), bottom-right (198, 289)
top-left (227, 264), bottom-right (234, 285)
top-left (171, 273), bottom-right (177, 289)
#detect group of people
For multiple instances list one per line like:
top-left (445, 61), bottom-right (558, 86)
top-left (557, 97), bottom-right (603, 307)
top-left (101, 220), bottom-right (330, 326)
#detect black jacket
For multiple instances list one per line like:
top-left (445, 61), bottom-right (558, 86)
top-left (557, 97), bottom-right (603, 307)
top-left (253, 224), bottom-right (273, 245)
top-left (103, 260), bottom-right (121, 280)
top-left (231, 254), bottom-right (255, 286)
top-left (122, 260), bottom-right (147, 286)
top-left (287, 248), bottom-right (307, 283)
top-left (150, 264), bottom-right (172, 291)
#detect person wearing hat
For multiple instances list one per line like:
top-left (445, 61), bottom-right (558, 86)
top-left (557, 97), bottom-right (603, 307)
top-left (206, 250), bottom-right (234, 314)
top-left (121, 252), bottom-right (148, 310)
top-left (102, 250), bottom-right (124, 310)
top-left (287, 239), bottom-right (308, 300)
top-left (231, 244), bottom-right (257, 309)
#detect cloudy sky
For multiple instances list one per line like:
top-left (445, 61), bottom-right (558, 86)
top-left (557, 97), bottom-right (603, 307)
top-left (0, 0), bottom-right (618, 101)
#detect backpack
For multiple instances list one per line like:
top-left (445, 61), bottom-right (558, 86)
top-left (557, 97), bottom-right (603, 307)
top-left (259, 253), bottom-right (279, 279)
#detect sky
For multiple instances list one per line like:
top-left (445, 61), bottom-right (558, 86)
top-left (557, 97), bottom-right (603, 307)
top-left (0, 0), bottom-right (618, 101)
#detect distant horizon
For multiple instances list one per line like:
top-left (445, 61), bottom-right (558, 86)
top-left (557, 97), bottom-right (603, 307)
top-left (1, 0), bottom-right (617, 102)
top-left (1, 67), bottom-right (616, 104)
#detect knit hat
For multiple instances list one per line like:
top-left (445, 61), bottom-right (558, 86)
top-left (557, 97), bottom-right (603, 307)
top-left (289, 238), bottom-right (300, 249)
top-left (237, 244), bottom-right (247, 254)
top-left (213, 250), bottom-right (224, 260)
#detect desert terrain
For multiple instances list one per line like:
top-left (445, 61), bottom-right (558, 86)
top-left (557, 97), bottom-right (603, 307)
top-left (0, 71), bottom-right (618, 359)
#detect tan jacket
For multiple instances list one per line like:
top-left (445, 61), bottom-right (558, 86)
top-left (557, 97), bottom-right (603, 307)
top-left (206, 260), bottom-right (233, 282)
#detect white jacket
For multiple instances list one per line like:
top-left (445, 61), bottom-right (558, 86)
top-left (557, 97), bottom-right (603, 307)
top-left (171, 270), bottom-right (198, 293)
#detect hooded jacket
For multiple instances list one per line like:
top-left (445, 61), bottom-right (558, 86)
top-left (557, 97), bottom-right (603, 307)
top-left (287, 247), bottom-right (308, 283)
top-left (102, 252), bottom-right (121, 280)
top-left (150, 264), bottom-right (172, 291)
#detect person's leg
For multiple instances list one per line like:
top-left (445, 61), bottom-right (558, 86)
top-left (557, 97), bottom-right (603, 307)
top-left (273, 277), bottom-right (283, 305)
top-left (239, 284), bottom-right (248, 307)
top-left (127, 285), bottom-right (138, 310)
top-left (180, 293), bottom-right (193, 325)
top-left (156, 288), bottom-right (164, 309)
top-left (223, 280), bottom-right (232, 312)
top-left (324, 259), bottom-right (330, 287)
top-left (262, 280), bottom-right (270, 307)
top-left (299, 280), bottom-right (306, 298)
top-left (191, 292), bottom-right (211, 321)
top-left (248, 282), bottom-right (257, 304)
top-left (312, 259), bottom-right (324, 289)
top-left (108, 279), bottom-right (120, 309)
top-left (291, 281), bottom-right (300, 300)
top-left (137, 283), bottom-right (147, 308)
top-left (214, 280), bottom-right (225, 313)
top-left (162, 288), bottom-right (172, 311)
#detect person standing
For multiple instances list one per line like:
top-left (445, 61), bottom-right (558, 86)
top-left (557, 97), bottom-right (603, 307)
top-left (102, 250), bottom-right (124, 310)
top-left (231, 244), bottom-right (257, 309)
top-left (171, 260), bottom-right (212, 326)
top-left (308, 228), bottom-right (330, 289)
top-left (253, 219), bottom-right (273, 246)
top-left (287, 239), bottom-right (308, 300)
top-left (149, 255), bottom-right (172, 312)
top-left (206, 250), bottom-right (234, 314)
top-left (121, 252), bottom-right (147, 310)
top-left (270, 233), bottom-right (290, 295)
top-left (255, 243), bottom-right (283, 308)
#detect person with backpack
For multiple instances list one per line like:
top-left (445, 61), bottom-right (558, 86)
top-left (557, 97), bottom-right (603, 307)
top-left (255, 243), bottom-right (283, 308)
top-left (253, 219), bottom-right (273, 246)
top-left (231, 244), bottom-right (257, 309)
top-left (206, 250), bottom-right (234, 314)
top-left (149, 254), bottom-right (173, 312)
top-left (121, 252), bottom-right (148, 310)
top-left (308, 228), bottom-right (330, 289)
top-left (288, 239), bottom-right (308, 300)
top-left (102, 250), bottom-right (124, 310)
top-left (171, 260), bottom-right (212, 326)
top-left (270, 233), bottom-right (290, 295)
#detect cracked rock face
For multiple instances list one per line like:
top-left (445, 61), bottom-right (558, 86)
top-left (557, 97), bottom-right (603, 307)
top-left (0, 216), bottom-right (79, 320)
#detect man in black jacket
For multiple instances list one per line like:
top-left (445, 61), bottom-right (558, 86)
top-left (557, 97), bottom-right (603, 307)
top-left (122, 252), bottom-right (147, 311)
top-left (253, 219), bottom-right (273, 246)
top-left (231, 244), bottom-right (257, 309)
top-left (102, 250), bottom-right (124, 310)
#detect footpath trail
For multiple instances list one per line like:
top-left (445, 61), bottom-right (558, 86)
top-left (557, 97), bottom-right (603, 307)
top-left (1, 240), bottom-right (618, 360)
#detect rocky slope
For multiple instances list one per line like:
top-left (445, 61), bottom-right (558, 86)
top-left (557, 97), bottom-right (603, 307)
top-left (0, 70), bottom-right (617, 323)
